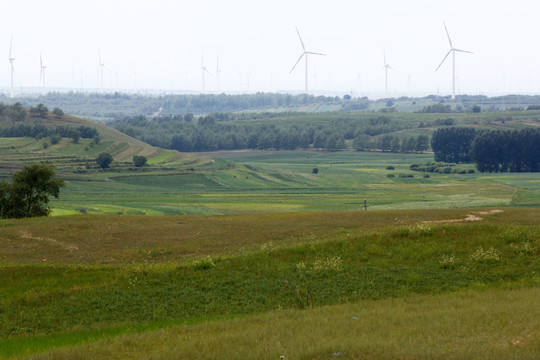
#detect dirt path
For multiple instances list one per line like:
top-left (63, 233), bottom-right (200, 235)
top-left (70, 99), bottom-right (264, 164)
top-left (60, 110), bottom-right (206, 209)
top-left (19, 231), bottom-right (78, 252)
top-left (424, 209), bottom-right (503, 223)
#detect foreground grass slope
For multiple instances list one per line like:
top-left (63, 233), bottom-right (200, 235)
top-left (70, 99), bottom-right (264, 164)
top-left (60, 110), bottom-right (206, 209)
top-left (1, 208), bottom-right (538, 358)
top-left (17, 287), bottom-right (540, 360)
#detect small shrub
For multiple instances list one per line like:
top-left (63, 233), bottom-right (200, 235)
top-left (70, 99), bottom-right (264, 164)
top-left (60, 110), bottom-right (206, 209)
top-left (414, 223), bottom-right (433, 236)
top-left (193, 256), bottom-right (216, 270)
top-left (387, 173), bottom-right (395, 178)
top-left (133, 155), bottom-right (148, 167)
top-left (50, 134), bottom-right (61, 145)
top-left (312, 256), bottom-right (343, 272)
top-left (423, 174), bottom-right (430, 178)
top-left (470, 247), bottom-right (501, 263)
top-left (438, 254), bottom-right (460, 269)
top-left (509, 242), bottom-right (534, 256)
top-left (386, 166), bottom-right (395, 170)
top-left (312, 167), bottom-right (319, 174)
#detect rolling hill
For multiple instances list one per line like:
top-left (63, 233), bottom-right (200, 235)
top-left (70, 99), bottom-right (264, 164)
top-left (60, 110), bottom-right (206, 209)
top-left (0, 109), bottom-right (211, 176)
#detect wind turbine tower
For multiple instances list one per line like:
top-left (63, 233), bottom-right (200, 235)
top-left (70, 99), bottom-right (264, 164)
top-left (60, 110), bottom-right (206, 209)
top-left (200, 53), bottom-right (211, 93)
top-left (435, 22), bottom-right (472, 100)
top-left (383, 48), bottom-right (394, 97)
top-left (39, 53), bottom-right (46, 95)
top-left (290, 27), bottom-right (325, 94)
top-left (8, 37), bottom-right (15, 98)
top-left (216, 57), bottom-right (222, 92)
top-left (99, 49), bottom-right (105, 93)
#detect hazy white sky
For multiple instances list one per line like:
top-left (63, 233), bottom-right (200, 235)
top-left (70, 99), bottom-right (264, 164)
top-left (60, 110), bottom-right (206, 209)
top-left (2, 0), bottom-right (539, 97)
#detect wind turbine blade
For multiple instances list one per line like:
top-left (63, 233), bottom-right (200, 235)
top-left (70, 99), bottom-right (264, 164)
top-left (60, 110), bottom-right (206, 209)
top-left (295, 26), bottom-right (306, 51)
top-left (306, 51), bottom-right (325, 56)
top-left (290, 53), bottom-right (305, 73)
top-left (384, 47), bottom-right (386, 65)
top-left (443, 22), bottom-right (453, 48)
top-left (9, 36), bottom-right (12, 58)
top-left (40, 53), bottom-right (43, 68)
top-left (454, 48), bottom-right (473, 54)
top-left (435, 50), bottom-right (452, 72)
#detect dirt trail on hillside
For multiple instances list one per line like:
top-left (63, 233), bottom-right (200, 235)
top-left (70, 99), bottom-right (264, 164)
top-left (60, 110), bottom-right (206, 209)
top-left (20, 231), bottom-right (78, 252)
top-left (424, 209), bottom-right (503, 224)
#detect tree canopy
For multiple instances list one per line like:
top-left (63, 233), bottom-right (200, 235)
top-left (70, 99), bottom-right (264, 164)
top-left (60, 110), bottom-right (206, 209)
top-left (471, 129), bottom-right (540, 172)
top-left (431, 127), bottom-right (479, 163)
top-left (96, 153), bottom-right (113, 169)
top-left (0, 164), bottom-right (65, 219)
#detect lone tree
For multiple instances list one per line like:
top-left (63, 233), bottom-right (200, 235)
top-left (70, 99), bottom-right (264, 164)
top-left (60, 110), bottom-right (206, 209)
top-left (132, 155), bottom-right (147, 167)
top-left (96, 153), bottom-right (113, 169)
top-left (52, 107), bottom-right (64, 118)
top-left (0, 164), bottom-right (65, 219)
top-left (29, 103), bottom-right (49, 118)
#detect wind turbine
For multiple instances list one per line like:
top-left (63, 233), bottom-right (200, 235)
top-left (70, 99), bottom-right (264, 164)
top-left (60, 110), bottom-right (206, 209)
top-left (39, 53), bottom-right (46, 95)
top-left (200, 53), bottom-right (212, 93)
top-left (216, 56), bottom-right (221, 92)
top-left (8, 36), bottom-right (15, 98)
top-left (98, 49), bottom-right (105, 93)
top-left (435, 22), bottom-right (473, 100)
top-left (290, 26), bottom-right (325, 94)
top-left (383, 48), bottom-right (394, 97)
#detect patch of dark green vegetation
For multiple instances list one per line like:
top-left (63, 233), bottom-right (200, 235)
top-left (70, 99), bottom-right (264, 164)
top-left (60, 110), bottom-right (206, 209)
top-left (410, 161), bottom-right (475, 174)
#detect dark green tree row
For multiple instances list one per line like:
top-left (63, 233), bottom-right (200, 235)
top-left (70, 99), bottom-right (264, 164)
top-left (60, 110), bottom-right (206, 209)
top-left (431, 127), bottom-right (540, 172)
top-left (0, 164), bottom-right (64, 219)
top-left (431, 127), bottom-right (480, 163)
top-left (353, 134), bottom-right (429, 153)
top-left (109, 114), bottom-right (410, 152)
top-left (471, 129), bottom-right (540, 172)
top-left (0, 124), bottom-right (99, 140)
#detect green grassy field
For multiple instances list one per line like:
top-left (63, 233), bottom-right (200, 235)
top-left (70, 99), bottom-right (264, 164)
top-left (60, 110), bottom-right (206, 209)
top-left (2, 109), bottom-right (540, 216)
top-left (42, 149), bottom-right (538, 216)
top-left (0, 208), bottom-right (538, 359)
top-left (1, 110), bottom-right (540, 359)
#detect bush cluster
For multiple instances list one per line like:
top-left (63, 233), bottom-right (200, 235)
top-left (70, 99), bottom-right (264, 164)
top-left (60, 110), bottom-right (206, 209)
top-left (410, 162), bottom-right (475, 174)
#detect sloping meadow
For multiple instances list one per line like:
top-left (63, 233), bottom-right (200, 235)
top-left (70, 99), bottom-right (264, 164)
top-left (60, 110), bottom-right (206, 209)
top-left (0, 208), bottom-right (538, 358)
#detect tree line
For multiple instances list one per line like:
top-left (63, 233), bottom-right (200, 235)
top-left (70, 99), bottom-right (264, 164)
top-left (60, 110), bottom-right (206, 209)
top-left (354, 134), bottom-right (429, 153)
top-left (0, 102), bottom-right (99, 142)
top-left (0, 124), bottom-right (99, 142)
top-left (109, 114), bottom-right (414, 152)
top-left (471, 129), bottom-right (540, 172)
top-left (431, 127), bottom-right (540, 172)
top-left (3, 92), bottom-right (371, 118)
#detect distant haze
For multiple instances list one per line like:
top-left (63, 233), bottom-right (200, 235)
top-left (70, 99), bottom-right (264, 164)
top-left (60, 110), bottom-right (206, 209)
top-left (2, 0), bottom-right (539, 98)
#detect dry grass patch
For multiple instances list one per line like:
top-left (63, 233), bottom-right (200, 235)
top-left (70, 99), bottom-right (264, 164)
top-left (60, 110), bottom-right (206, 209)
top-left (0, 208), bottom-right (537, 265)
